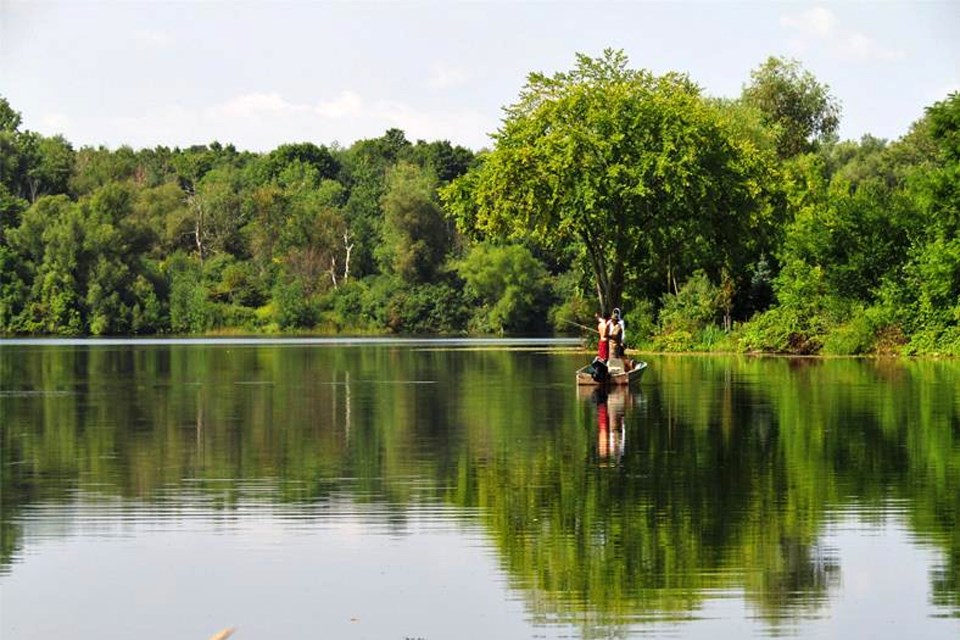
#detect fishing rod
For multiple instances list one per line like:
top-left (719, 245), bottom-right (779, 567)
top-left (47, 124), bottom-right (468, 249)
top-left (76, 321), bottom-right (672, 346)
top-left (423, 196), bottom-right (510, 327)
top-left (561, 318), bottom-right (599, 334)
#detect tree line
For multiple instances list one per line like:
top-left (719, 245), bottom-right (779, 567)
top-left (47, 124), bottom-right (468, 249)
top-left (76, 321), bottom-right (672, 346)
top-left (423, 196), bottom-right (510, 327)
top-left (1, 51), bottom-right (958, 354)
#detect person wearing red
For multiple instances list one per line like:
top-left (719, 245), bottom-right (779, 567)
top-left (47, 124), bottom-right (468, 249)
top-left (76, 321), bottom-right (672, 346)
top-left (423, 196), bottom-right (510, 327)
top-left (596, 312), bottom-right (610, 361)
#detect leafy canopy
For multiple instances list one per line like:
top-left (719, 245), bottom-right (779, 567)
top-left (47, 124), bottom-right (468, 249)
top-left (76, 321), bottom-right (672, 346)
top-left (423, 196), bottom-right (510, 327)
top-left (442, 49), bottom-right (773, 314)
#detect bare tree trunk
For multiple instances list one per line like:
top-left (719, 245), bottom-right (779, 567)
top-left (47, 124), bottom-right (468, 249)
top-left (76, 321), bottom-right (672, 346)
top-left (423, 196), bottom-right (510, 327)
top-left (329, 256), bottom-right (338, 289)
top-left (342, 230), bottom-right (354, 284)
top-left (721, 269), bottom-right (735, 332)
top-left (194, 217), bottom-right (204, 265)
top-left (188, 190), bottom-right (205, 265)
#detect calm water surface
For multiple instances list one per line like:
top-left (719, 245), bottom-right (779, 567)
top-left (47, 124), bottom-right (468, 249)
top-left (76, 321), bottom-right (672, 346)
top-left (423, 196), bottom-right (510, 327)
top-left (1, 339), bottom-right (958, 639)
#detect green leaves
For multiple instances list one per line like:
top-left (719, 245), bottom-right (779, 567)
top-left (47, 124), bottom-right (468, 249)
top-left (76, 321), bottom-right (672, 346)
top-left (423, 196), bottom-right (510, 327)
top-left (455, 243), bottom-right (551, 333)
top-left (741, 56), bottom-right (841, 159)
top-left (444, 49), bottom-right (773, 315)
top-left (378, 162), bottom-right (449, 283)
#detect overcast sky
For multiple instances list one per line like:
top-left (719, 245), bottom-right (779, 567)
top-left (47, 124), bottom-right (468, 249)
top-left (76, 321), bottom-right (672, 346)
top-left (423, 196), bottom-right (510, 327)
top-left (2, 1), bottom-right (957, 152)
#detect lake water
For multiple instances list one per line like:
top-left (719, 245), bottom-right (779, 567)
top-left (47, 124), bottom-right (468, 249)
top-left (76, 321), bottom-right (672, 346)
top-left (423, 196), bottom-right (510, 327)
top-left (1, 339), bottom-right (958, 640)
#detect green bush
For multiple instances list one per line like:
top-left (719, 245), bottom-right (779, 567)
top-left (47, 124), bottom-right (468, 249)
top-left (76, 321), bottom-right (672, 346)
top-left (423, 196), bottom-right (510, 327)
top-left (272, 278), bottom-right (317, 329)
top-left (213, 302), bottom-right (258, 331)
top-left (384, 281), bottom-right (469, 334)
top-left (696, 324), bottom-right (735, 351)
top-left (623, 299), bottom-right (656, 348)
top-left (821, 312), bottom-right (875, 355)
top-left (658, 270), bottom-right (721, 334)
top-left (167, 255), bottom-right (212, 334)
top-left (653, 329), bottom-right (695, 352)
top-left (455, 243), bottom-right (552, 334)
top-left (737, 305), bottom-right (824, 354)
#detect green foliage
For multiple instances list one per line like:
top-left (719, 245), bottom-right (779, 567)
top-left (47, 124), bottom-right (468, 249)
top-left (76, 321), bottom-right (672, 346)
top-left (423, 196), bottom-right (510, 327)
top-left (652, 271), bottom-right (736, 352)
top-left (253, 142), bottom-right (341, 185)
top-left (0, 87), bottom-right (957, 352)
top-left (130, 273), bottom-right (164, 334)
top-left (0, 95), bottom-right (22, 131)
top-left (442, 48), bottom-right (775, 316)
top-left (0, 118), bottom-right (75, 203)
top-left (737, 305), bottom-right (818, 354)
top-left (214, 259), bottom-right (267, 308)
top-left (191, 165), bottom-right (246, 259)
top-left (658, 270), bottom-right (722, 334)
top-left (383, 280), bottom-right (468, 334)
top-left (820, 308), bottom-right (877, 356)
top-left (272, 277), bottom-right (318, 330)
top-left (69, 145), bottom-right (139, 196)
top-left (741, 56), bottom-right (841, 158)
top-left (622, 299), bottom-right (656, 347)
top-left (548, 268), bottom-right (594, 336)
top-left (132, 181), bottom-right (190, 256)
top-left (455, 243), bottom-right (552, 334)
top-left (378, 162), bottom-right (450, 283)
top-left (323, 275), bottom-right (469, 335)
top-left (409, 139), bottom-right (475, 184)
top-left (928, 92), bottom-right (960, 162)
top-left (168, 254), bottom-right (212, 334)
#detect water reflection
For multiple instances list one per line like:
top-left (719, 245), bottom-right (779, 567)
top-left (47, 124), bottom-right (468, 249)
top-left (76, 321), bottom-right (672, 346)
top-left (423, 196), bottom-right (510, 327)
top-left (1, 343), bottom-right (959, 639)
top-left (581, 386), bottom-right (639, 466)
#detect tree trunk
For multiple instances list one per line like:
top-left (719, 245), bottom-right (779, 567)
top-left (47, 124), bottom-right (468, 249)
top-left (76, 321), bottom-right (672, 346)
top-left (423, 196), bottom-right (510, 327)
top-left (188, 191), bottom-right (205, 265)
top-left (342, 230), bottom-right (354, 284)
top-left (581, 225), bottom-right (611, 314)
top-left (329, 256), bottom-right (338, 289)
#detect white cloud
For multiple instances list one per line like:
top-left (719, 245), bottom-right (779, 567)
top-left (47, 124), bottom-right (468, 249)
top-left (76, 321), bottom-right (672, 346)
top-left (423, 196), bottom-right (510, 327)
top-left (780, 6), bottom-right (905, 62)
top-left (206, 92), bottom-right (309, 119)
top-left (84, 91), bottom-right (493, 151)
top-left (836, 31), bottom-right (904, 62)
top-left (780, 6), bottom-right (836, 39)
top-left (315, 91), bottom-right (365, 119)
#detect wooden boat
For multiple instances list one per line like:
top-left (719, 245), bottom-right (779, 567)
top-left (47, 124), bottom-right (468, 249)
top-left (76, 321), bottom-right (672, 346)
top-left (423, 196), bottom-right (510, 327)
top-left (576, 357), bottom-right (647, 386)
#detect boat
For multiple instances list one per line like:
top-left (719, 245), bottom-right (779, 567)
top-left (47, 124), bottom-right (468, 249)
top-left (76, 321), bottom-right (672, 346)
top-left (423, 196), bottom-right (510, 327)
top-left (576, 357), bottom-right (647, 386)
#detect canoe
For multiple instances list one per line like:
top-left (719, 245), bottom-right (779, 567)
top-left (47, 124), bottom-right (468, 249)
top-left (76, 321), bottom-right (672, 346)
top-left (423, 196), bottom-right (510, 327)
top-left (576, 357), bottom-right (647, 386)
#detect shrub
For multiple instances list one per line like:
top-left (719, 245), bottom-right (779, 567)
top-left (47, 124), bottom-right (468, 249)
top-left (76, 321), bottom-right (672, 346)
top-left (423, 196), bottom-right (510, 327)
top-left (168, 255), bottom-right (212, 334)
top-left (455, 243), bottom-right (552, 334)
top-left (623, 299), bottom-right (656, 348)
top-left (653, 329), bottom-right (695, 352)
top-left (272, 278), bottom-right (317, 329)
top-left (384, 282), bottom-right (469, 334)
top-left (737, 306), bottom-right (823, 354)
top-left (658, 270), bottom-right (721, 334)
top-left (821, 312), bottom-right (875, 355)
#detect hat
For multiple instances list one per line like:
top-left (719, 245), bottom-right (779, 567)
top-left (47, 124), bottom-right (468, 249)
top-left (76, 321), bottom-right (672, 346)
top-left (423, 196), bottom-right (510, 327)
top-left (613, 308), bottom-right (621, 318)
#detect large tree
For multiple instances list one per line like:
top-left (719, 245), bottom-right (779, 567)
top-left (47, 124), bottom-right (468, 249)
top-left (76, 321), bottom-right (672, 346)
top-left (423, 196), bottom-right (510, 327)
top-left (741, 56), bottom-right (841, 159)
top-left (378, 162), bottom-right (451, 283)
top-left (442, 49), bottom-right (773, 314)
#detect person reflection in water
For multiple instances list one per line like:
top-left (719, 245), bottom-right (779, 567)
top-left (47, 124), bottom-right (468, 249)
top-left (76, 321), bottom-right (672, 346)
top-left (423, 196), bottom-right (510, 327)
top-left (596, 389), bottom-right (626, 465)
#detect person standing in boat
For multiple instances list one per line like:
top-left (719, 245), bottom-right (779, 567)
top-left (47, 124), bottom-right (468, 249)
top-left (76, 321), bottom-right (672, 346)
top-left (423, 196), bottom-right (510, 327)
top-left (611, 308), bottom-right (626, 357)
top-left (595, 311), bottom-right (610, 361)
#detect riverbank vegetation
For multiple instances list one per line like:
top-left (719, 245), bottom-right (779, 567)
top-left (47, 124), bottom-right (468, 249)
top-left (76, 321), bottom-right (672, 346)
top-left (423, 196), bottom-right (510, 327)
top-left (2, 51), bottom-right (958, 354)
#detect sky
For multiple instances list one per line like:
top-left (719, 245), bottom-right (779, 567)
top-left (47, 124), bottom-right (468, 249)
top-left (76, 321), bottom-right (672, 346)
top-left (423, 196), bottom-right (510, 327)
top-left (1, 0), bottom-right (958, 152)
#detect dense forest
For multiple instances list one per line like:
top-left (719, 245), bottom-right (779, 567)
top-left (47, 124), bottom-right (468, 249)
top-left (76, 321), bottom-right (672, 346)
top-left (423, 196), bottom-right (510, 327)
top-left (1, 51), bottom-right (958, 355)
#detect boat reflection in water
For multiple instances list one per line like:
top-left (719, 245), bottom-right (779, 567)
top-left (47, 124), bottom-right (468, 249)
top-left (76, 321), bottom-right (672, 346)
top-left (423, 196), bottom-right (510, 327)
top-left (580, 384), bottom-right (643, 466)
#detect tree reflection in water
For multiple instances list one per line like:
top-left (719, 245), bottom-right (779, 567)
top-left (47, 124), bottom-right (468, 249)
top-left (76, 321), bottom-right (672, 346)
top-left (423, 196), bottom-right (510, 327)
top-left (1, 343), bottom-right (957, 633)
